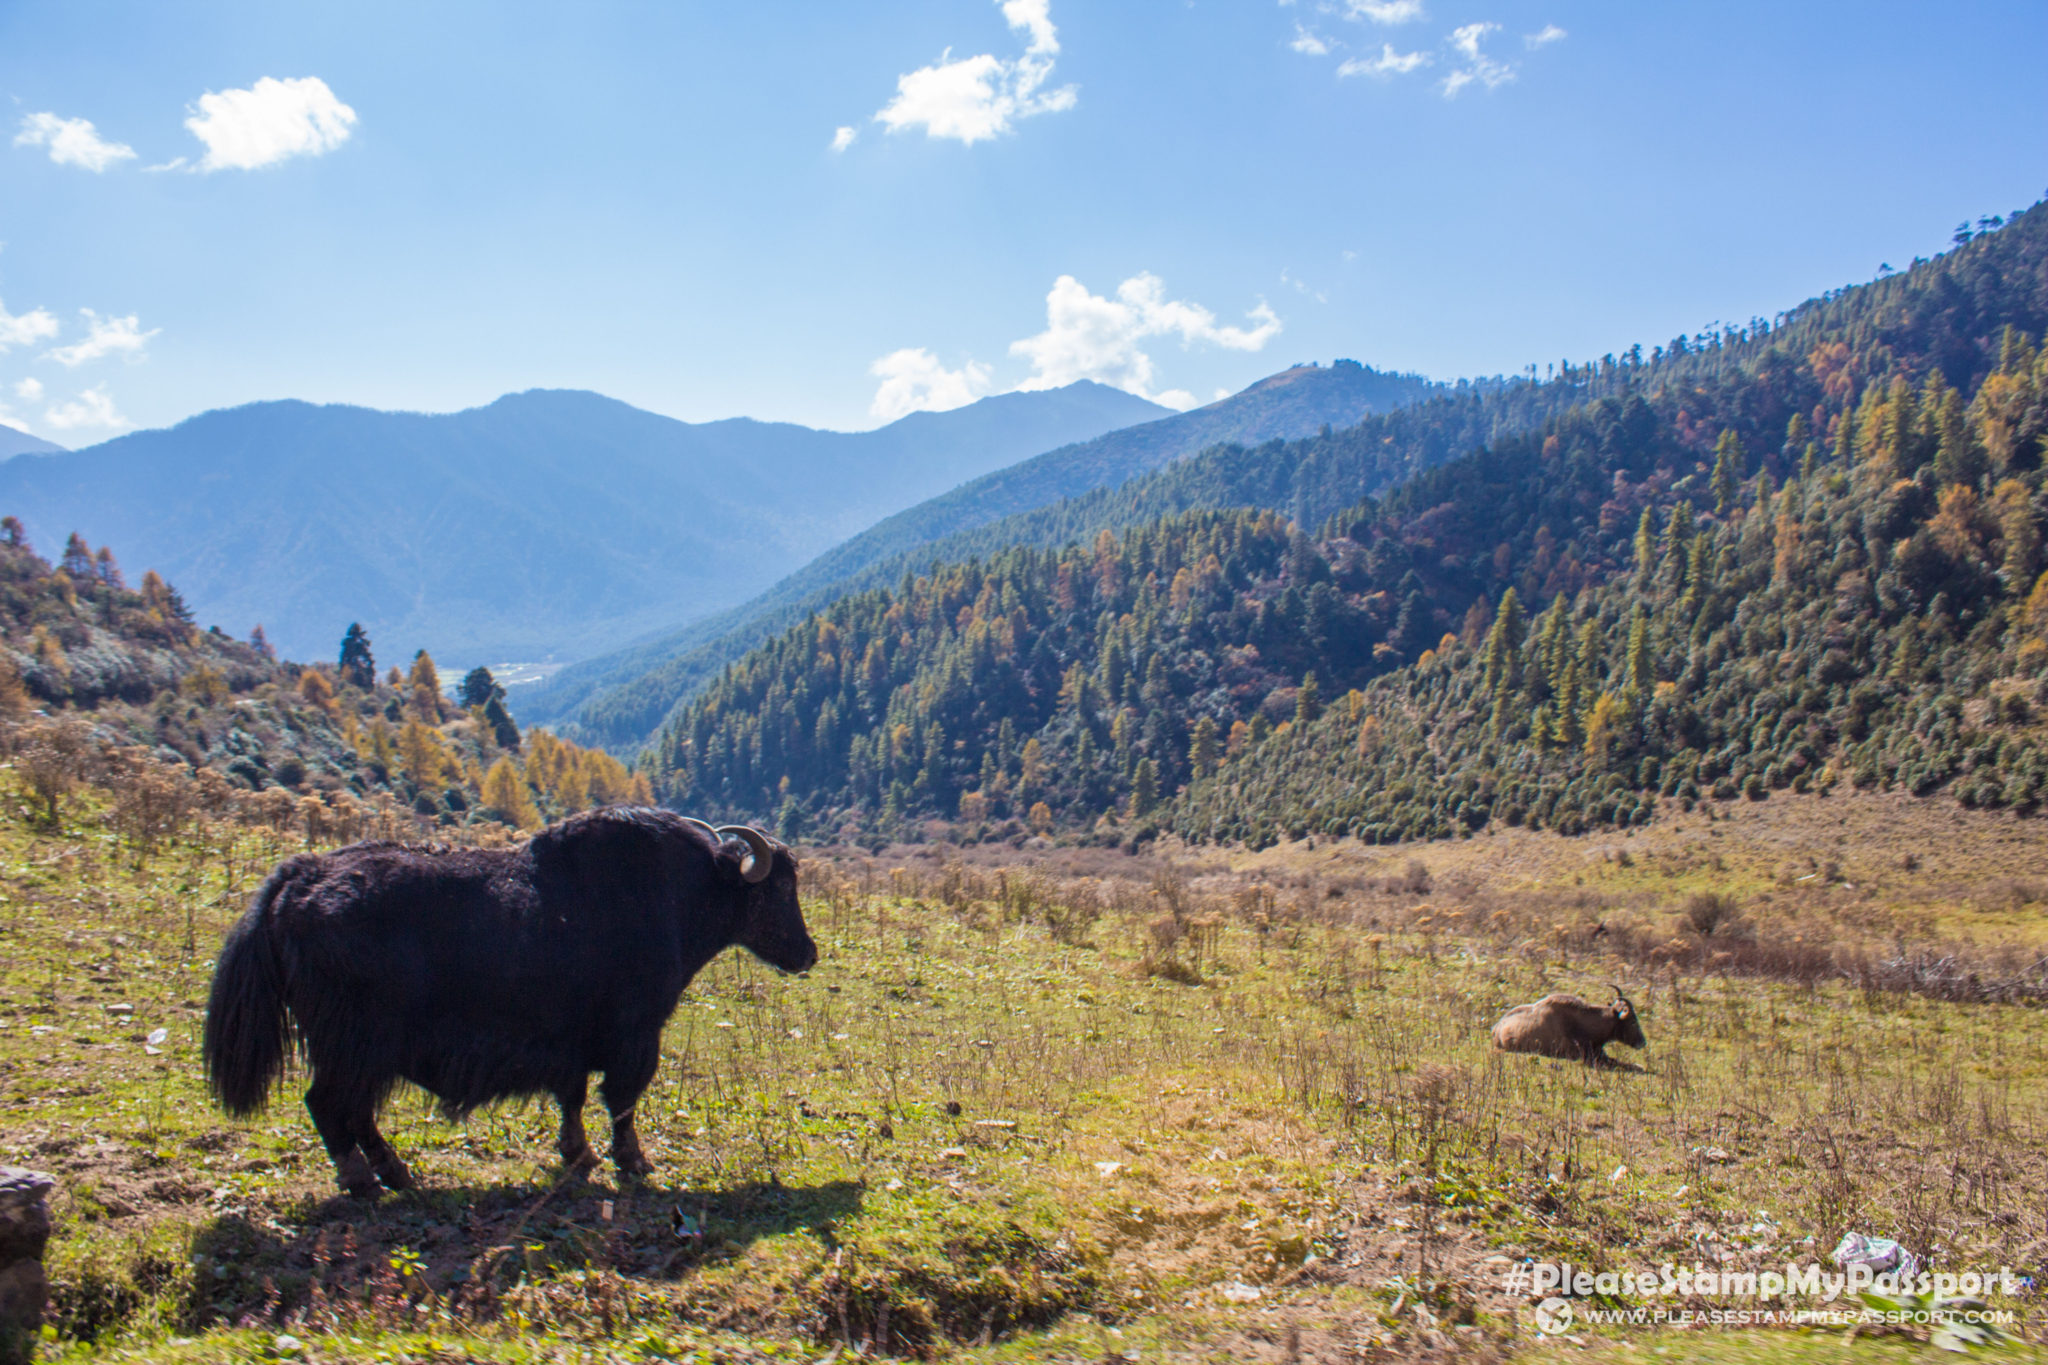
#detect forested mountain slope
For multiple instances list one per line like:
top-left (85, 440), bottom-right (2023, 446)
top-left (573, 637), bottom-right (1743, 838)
top-left (653, 204), bottom-right (2048, 848)
top-left (0, 382), bottom-right (1164, 666)
top-left (518, 361), bottom-right (1439, 744)
top-left (0, 522), bottom-right (649, 831)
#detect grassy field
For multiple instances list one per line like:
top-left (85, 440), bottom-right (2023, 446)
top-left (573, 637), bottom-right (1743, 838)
top-left (2, 751), bottom-right (2046, 1362)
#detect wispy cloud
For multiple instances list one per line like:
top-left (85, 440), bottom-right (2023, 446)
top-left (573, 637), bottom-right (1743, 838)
top-left (184, 76), bottom-right (356, 171)
top-left (46, 310), bottom-right (158, 367)
top-left (1290, 25), bottom-right (1333, 56)
top-left (14, 378), bottom-right (43, 402)
top-left (0, 299), bottom-right (61, 353)
top-left (1344, 0), bottom-right (1425, 24)
top-left (13, 112), bottom-right (136, 172)
top-left (1441, 21), bottom-right (1514, 96)
top-left (1339, 44), bottom-right (1432, 77)
top-left (43, 384), bottom-right (128, 432)
top-left (869, 348), bottom-right (995, 421)
top-left (1009, 272), bottom-right (1281, 409)
top-left (1526, 24), bottom-right (1567, 48)
top-left (873, 0), bottom-right (1076, 145)
top-left (831, 125), bottom-right (858, 153)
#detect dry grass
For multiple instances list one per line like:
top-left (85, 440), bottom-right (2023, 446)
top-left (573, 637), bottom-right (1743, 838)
top-left (2, 732), bottom-right (2047, 1361)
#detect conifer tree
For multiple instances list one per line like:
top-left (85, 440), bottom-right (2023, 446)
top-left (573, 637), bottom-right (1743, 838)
top-left (60, 532), bottom-right (93, 578)
top-left (1482, 588), bottom-right (1525, 696)
top-left (1189, 715), bottom-right (1219, 780)
top-left (339, 623), bottom-right (376, 689)
top-left (481, 756), bottom-right (540, 828)
top-left (1711, 430), bottom-right (1745, 515)
top-left (1129, 758), bottom-right (1159, 819)
top-left (1296, 671), bottom-right (1321, 724)
top-left (1623, 606), bottom-right (1653, 701)
top-left (1633, 507), bottom-right (1658, 583)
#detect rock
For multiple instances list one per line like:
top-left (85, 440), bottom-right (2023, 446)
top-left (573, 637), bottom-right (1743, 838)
top-left (0, 1168), bottom-right (53, 1365)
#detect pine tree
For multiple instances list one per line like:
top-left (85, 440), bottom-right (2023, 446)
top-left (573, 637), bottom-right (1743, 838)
top-left (1189, 715), bottom-right (1219, 781)
top-left (60, 532), bottom-right (93, 578)
top-left (1623, 606), bottom-right (1653, 700)
top-left (1128, 757), bottom-right (1159, 819)
top-left (339, 623), bottom-right (376, 689)
top-left (249, 624), bottom-right (276, 660)
top-left (459, 666), bottom-right (505, 710)
top-left (1482, 588), bottom-right (1525, 695)
top-left (1633, 507), bottom-right (1658, 584)
top-left (1296, 671), bottom-right (1321, 724)
top-left (1711, 430), bottom-right (1745, 515)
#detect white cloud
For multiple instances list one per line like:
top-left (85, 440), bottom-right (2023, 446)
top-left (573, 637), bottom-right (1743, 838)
top-left (43, 384), bottom-right (128, 432)
top-left (874, 0), bottom-right (1076, 145)
top-left (14, 112), bottom-right (137, 172)
top-left (832, 125), bottom-right (858, 153)
top-left (45, 309), bottom-right (158, 367)
top-left (1344, 0), bottom-right (1425, 23)
top-left (1442, 21), bottom-right (1515, 96)
top-left (1526, 24), bottom-right (1567, 47)
top-left (1290, 25), bottom-right (1332, 56)
top-left (0, 298), bottom-right (60, 352)
top-left (1009, 272), bottom-right (1281, 406)
top-left (184, 76), bottom-right (356, 172)
top-left (1339, 44), bottom-right (1432, 77)
top-left (868, 348), bottom-right (995, 421)
top-left (14, 378), bottom-right (43, 401)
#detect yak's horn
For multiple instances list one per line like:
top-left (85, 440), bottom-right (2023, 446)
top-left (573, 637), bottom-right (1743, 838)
top-left (680, 816), bottom-right (719, 838)
top-left (1610, 982), bottom-right (1626, 1001)
top-left (717, 825), bottom-right (776, 883)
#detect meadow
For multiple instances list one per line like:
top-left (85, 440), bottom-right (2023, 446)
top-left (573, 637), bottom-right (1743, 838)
top-left (2, 723), bottom-right (2046, 1363)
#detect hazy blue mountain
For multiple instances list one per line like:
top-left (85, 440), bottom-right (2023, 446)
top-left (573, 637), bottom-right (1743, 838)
top-left (0, 383), bottom-right (1165, 665)
top-left (520, 360), bottom-right (1438, 743)
top-left (0, 426), bottom-right (64, 459)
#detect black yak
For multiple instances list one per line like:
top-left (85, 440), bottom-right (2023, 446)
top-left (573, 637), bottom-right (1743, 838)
top-left (202, 807), bottom-right (814, 1196)
top-left (1490, 985), bottom-right (1645, 1066)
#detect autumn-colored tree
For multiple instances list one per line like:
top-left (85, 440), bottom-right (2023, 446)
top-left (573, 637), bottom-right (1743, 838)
top-left (481, 756), bottom-right (540, 828)
top-left (298, 668), bottom-right (337, 713)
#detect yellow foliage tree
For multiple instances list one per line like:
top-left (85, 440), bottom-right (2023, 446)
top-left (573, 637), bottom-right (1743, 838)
top-left (481, 756), bottom-right (540, 829)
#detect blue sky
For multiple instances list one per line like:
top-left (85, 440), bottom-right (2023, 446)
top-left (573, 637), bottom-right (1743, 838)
top-left (1, 1), bottom-right (2043, 444)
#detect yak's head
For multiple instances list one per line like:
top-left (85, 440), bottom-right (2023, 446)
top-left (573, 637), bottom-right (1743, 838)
top-left (705, 823), bottom-right (818, 975)
top-left (1608, 984), bottom-right (1646, 1050)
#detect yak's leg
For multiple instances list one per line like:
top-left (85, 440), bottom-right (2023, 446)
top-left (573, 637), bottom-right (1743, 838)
top-left (556, 1076), bottom-right (599, 1175)
top-left (600, 1038), bottom-right (661, 1179)
top-left (352, 1101), bottom-right (414, 1192)
top-left (306, 1080), bottom-right (377, 1198)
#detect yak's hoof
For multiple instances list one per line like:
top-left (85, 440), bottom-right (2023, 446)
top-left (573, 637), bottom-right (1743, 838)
top-left (562, 1146), bottom-right (601, 1177)
top-left (614, 1152), bottom-right (655, 1180)
top-left (375, 1163), bottom-right (416, 1192)
top-left (337, 1155), bottom-right (380, 1198)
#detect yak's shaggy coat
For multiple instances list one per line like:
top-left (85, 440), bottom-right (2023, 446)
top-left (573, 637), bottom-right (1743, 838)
top-left (203, 807), bottom-right (815, 1195)
top-left (1491, 990), bottom-right (1646, 1066)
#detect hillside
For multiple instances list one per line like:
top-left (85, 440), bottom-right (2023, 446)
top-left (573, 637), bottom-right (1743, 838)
top-left (654, 203), bottom-right (2048, 848)
top-left (0, 382), bottom-right (1165, 667)
top-left (523, 360), bottom-right (1440, 746)
top-left (0, 523), bottom-right (648, 833)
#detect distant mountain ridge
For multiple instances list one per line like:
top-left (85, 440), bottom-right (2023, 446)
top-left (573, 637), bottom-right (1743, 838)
top-left (519, 360), bottom-right (1440, 743)
top-left (0, 382), bottom-right (1166, 665)
top-left (0, 426), bottom-right (64, 459)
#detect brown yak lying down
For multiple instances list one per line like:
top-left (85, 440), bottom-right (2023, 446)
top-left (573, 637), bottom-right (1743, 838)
top-left (1491, 986), bottom-right (1645, 1066)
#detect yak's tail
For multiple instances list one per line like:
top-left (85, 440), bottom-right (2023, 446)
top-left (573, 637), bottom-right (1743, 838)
top-left (203, 868), bottom-right (297, 1116)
